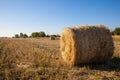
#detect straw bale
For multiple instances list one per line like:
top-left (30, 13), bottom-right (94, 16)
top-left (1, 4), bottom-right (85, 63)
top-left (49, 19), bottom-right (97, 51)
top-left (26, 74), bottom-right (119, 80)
top-left (50, 36), bottom-right (55, 40)
top-left (60, 25), bottom-right (114, 65)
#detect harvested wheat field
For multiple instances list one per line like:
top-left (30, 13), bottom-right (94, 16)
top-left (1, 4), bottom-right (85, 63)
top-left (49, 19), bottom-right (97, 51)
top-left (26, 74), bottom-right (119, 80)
top-left (0, 37), bottom-right (120, 80)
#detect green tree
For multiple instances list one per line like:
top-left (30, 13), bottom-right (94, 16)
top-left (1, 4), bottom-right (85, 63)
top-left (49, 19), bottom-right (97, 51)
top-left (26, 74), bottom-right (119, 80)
top-left (31, 32), bottom-right (46, 37)
top-left (39, 32), bottom-right (46, 37)
top-left (15, 34), bottom-right (19, 38)
top-left (31, 32), bottom-right (39, 37)
top-left (56, 34), bottom-right (60, 37)
top-left (50, 34), bottom-right (60, 37)
top-left (23, 34), bottom-right (28, 38)
top-left (112, 27), bottom-right (120, 35)
top-left (20, 33), bottom-right (24, 38)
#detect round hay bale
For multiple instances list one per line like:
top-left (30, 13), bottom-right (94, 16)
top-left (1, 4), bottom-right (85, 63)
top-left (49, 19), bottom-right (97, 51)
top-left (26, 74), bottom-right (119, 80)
top-left (60, 25), bottom-right (114, 65)
top-left (50, 36), bottom-right (55, 40)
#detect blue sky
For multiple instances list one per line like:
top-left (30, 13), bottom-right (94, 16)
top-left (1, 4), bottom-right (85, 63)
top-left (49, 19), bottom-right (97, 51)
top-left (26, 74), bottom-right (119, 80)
top-left (0, 0), bottom-right (120, 37)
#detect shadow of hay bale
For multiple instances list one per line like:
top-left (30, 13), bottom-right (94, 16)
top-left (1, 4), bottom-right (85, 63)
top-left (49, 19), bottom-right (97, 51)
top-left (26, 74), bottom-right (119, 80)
top-left (76, 57), bottom-right (120, 71)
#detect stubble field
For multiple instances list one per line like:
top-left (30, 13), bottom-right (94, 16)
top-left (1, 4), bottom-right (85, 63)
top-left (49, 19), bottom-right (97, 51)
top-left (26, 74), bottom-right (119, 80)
top-left (0, 36), bottom-right (120, 80)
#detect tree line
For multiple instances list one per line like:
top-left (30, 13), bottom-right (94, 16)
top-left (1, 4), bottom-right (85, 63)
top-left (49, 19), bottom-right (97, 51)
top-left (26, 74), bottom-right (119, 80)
top-left (13, 31), bottom-right (60, 38)
top-left (13, 27), bottom-right (120, 38)
top-left (14, 33), bottom-right (28, 38)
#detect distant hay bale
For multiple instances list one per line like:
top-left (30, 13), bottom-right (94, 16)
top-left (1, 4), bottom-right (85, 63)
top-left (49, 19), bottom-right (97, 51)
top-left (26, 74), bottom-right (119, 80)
top-left (60, 25), bottom-right (114, 66)
top-left (50, 36), bottom-right (55, 40)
